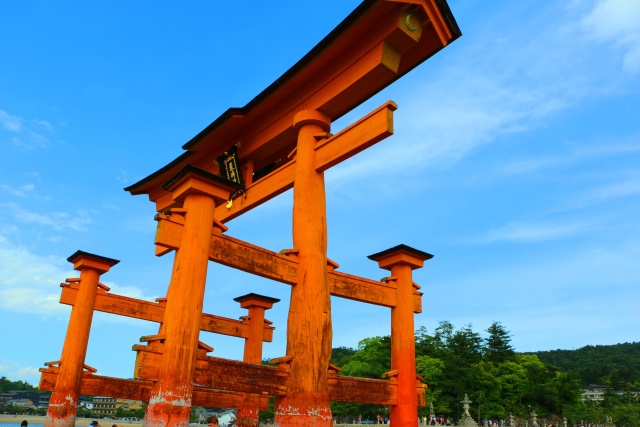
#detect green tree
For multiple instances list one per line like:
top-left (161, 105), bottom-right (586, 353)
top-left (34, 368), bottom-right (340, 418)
top-left (416, 355), bottom-right (445, 413)
top-left (484, 322), bottom-right (515, 364)
top-left (340, 336), bottom-right (391, 378)
top-left (331, 346), bottom-right (356, 367)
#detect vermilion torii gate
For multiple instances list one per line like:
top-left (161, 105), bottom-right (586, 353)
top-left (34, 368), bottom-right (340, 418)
top-left (39, 1), bottom-right (460, 427)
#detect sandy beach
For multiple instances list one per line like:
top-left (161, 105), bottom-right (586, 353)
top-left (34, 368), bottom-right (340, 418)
top-left (0, 416), bottom-right (142, 427)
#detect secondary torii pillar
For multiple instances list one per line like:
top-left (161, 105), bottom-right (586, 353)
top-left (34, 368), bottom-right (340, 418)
top-left (368, 244), bottom-right (433, 427)
top-left (44, 251), bottom-right (119, 427)
top-left (144, 165), bottom-right (242, 427)
top-left (275, 110), bottom-right (333, 427)
top-left (235, 293), bottom-right (280, 427)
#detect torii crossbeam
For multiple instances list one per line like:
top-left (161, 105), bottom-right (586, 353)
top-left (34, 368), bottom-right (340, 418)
top-left (41, 1), bottom-right (460, 427)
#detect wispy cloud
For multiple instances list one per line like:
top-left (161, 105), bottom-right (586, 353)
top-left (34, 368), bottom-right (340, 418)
top-left (0, 202), bottom-right (95, 232)
top-left (481, 219), bottom-right (596, 243)
top-left (0, 360), bottom-right (42, 386)
top-left (0, 236), bottom-right (72, 315)
top-left (0, 183), bottom-right (36, 198)
top-left (0, 109), bottom-right (53, 150)
top-left (571, 173), bottom-right (640, 207)
top-left (0, 183), bottom-right (52, 201)
top-left (581, 0), bottom-right (640, 73)
top-left (0, 236), bottom-right (157, 317)
top-left (498, 157), bottom-right (567, 176)
top-left (327, 1), bottom-right (640, 189)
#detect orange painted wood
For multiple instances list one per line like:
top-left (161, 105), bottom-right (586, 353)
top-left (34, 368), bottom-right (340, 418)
top-left (235, 294), bottom-right (278, 427)
top-left (389, 267), bottom-right (419, 426)
top-left (133, 346), bottom-right (288, 396)
top-left (40, 365), bottom-right (417, 409)
top-left (125, 0), bottom-right (459, 208)
top-left (145, 187), bottom-right (217, 427)
top-left (328, 376), bottom-right (397, 405)
top-left (209, 101), bottom-right (396, 222)
top-left (39, 369), bottom-right (264, 409)
top-left (155, 214), bottom-right (423, 312)
top-left (58, 283), bottom-right (274, 341)
top-left (369, 246), bottom-right (432, 427)
top-left (313, 101), bottom-right (396, 173)
top-left (44, 253), bottom-right (117, 427)
top-left (274, 111), bottom-right (333, 427)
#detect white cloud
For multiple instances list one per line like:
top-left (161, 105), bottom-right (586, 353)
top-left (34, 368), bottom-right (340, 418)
top-left (498, 156), bottom-right (567, 176)
top-left (0, 183), bottom-right (35, 197)
top-left (0, 202), bottom-right (95, 232)
top-left (581, 0), bottom-right (640, 73)
top-left (0, 236), bottom-right (72, 315)
top-left (482, 219), bottom-right (596, 243)
top-left (0, 183), bottom-right (51, 201)
top-left (0, 236), bottom-right (157, 318)
top-left (0, 360), bottom-right (42, 386)
top-left (0, 109), bottom-right (53, 149)
top-left (0, 110), bottom-right (22, 132)
top-left (574, 173), bottom-right (640, 206)
top-left (327, 2), bottom-right (626, 186)
top-left (102, 281), bottom-right (157, 302)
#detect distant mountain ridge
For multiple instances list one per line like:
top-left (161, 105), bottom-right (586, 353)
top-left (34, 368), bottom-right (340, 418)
top-left (528, 342), bottom-right (640, 388)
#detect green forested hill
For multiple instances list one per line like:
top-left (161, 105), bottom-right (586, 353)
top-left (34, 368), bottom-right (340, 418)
top-left (531, 342), bottom-right (640, 388)
top-left (328, 323), bottom-right (640, 425)
top-left (0, 376), bottom-right (38, 392)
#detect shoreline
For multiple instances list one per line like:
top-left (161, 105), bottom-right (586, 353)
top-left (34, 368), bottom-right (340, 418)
top-left (0, 416), bottom-right (143, 427)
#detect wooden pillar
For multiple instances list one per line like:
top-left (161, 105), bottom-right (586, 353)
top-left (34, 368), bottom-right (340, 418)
top-left (235, 293), bottom-right (280, 427)
top-left (368, 245), bottom-right (433, 427)
top-left (144, 165), bottom-right (241, 427)
top-left (45, 251), bottom-right (119, 427)
top-left (275, 110), bottom-right (333, 427)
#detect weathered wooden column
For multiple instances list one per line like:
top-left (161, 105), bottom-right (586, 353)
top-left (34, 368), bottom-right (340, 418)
top-left (275, 110), bottom-right (333, 427)
top-left (144, 165), bottom-right (240, 427)
top-left (45, 251), bottom-right (119, 427)
top-left (368, 245), bottom-right (433, 427)
top-left (235, 293), bottom-right (280, 427)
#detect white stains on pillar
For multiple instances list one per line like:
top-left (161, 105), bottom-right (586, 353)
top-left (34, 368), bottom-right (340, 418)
top-left (148, 390), bottom-right (191, 407)
top-left (274, 405), bottom-right (332, 421)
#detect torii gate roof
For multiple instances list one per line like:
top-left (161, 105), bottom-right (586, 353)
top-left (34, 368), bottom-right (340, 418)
top-left (125, 0), bottom-right (460, 212)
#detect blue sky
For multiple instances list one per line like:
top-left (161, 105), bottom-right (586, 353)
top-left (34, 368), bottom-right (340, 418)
top-left (1, 0), bottom-right (639, 387)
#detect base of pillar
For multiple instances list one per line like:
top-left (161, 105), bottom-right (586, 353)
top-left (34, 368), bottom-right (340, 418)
top-left (144, 401), bottom-right (192, 427)
top-left (236, 406), bottom-right (260, 427)
top-left (44, 412), bottom-right (76, 427)
top-left (274, 394), bottom-right (332, 427)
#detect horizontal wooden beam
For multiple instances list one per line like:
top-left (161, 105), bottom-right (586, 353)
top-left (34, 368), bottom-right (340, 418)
top-left (40, 366), bottom-right (423, 408)
top-left (213, 102), bottom-right (396, 222)
top-left (134, 345), bottom-right (288, 396)
top-left (132, 344), bottom-right (425, 406)
top-left (155, 215), bottom-right (422, 313)
top-left (328, 375), bottom-right (397, 406)
top-left (59, 283), bottom-right (275, 341)
top-left (39, 369), bottom-right (267, 409)
top-left (314, 101), bottom-right (396, 173)
top-left (126, 0), bottom-right (460, 208)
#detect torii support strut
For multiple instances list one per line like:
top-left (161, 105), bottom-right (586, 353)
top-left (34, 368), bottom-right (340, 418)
top-left (369, 245), bottom-right (433, 427)
top-left (235, 293), bottom-right (281, 427)
top-left (144, 167), bottom-right (241, 427)
top-left (44, 251), bottom-right (119, 427)
top-left (274, 111), bottom-right (333, 427)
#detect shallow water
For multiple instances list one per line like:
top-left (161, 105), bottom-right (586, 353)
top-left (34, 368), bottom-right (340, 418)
top-left (0, 423), bottom-right (44, 427)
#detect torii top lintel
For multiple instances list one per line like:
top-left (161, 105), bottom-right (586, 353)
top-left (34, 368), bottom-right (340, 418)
top-left (125, 0), bottom-right (461, 216)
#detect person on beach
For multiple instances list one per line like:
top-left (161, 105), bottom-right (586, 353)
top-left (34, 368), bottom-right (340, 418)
top-left (206, 415), bottom-right (219, 427)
